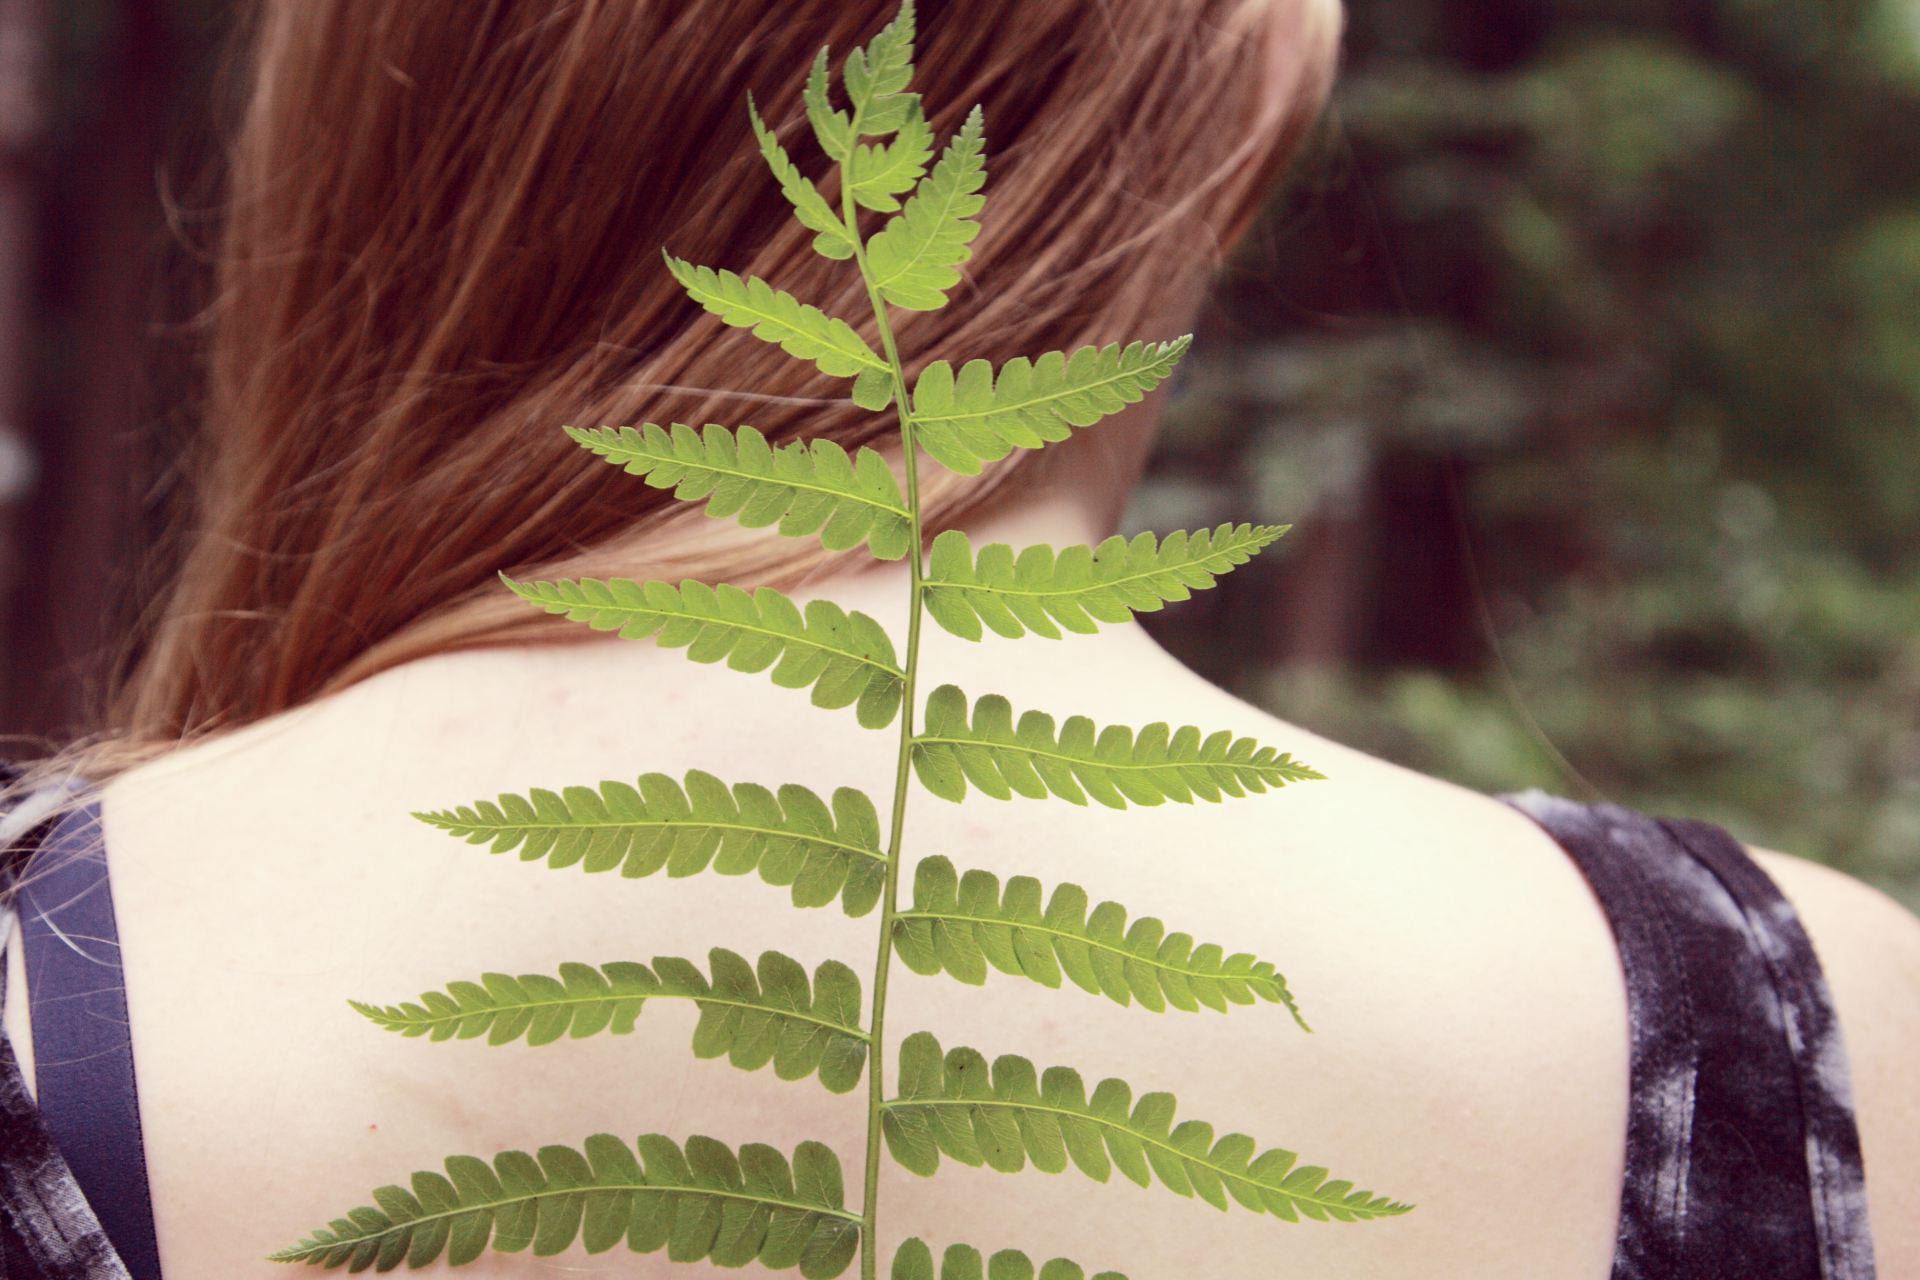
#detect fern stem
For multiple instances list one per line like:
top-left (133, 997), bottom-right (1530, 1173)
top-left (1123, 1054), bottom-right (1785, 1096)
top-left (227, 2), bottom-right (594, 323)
top-left (844, 176), bottom-right (924, 1280)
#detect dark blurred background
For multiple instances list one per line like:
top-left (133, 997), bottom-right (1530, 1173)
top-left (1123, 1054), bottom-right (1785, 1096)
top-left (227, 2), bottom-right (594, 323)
top-left (1, 1), bottom-right (1915, 907)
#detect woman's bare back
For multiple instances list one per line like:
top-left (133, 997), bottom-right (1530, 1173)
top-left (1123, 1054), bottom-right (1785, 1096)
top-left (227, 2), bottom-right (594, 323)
top-left (10, 537), bottom-right (1917, 1276)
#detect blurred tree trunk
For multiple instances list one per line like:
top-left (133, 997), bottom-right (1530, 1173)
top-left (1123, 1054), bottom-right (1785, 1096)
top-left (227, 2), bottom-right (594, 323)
top-left (0, 0), bottom-right (49, 734)
top-left (2, 0), bottom-right (174, 746)
top-left (1364, 451), bottom-right (1485, 671)
top-left (1271, 476), bottom-right (1377, 669)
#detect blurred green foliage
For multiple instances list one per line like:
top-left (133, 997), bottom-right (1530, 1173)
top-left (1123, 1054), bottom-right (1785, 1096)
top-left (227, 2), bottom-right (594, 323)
top-left (1139, 0), bottom-right (1920, 906)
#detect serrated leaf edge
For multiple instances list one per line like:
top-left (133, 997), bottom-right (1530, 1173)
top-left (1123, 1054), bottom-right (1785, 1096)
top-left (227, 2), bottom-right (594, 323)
top-left (352, 957), bottom-right (869, 1046)
top-left (912, 686), bottom-right (1324, 808)
top-left (269, 1135), bottom-right (862, 1269)
top-left (912, 338), bottom-right (1191, 428)
top-left (880, 1036), bottom-right (1414, 1222)
top-left (923, 524), bottom-right (1289, 640)
top-left (564, 423), bottom-right (909, 560)
top-left (893, 856), bottom-right (1309, 1029)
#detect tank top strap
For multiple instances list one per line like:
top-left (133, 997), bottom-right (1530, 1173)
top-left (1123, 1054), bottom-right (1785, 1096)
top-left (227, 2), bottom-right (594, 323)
top-left (8, 797), bottom-right (162, 1279)
top-left (1503, 791), bottom-right (1876, 1280)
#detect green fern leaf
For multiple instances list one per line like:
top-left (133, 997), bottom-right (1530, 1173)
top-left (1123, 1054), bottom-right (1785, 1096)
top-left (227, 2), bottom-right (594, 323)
top-left (565, 423), bottom-right (910, 560)
top-left (881, 1034), bottom-right (1412, 1224)
top-left (414, 770), bottom-right (887, 915)
top-left (843, 0), bottom-right (918, 137)
top-left (663, 255), bottom-right (887, 385)
top-left (503, 575), bottom-right (905, 728)
top-left (910, 685), bottom-right (1323, 808)
top-left (911, 338), bottom-right (1191, 475)
top-left (848, 101), bottom-right (934, 212)
top-left (891, 1239), bottom-right (1126, 1280)
top-left (864, 106), bottom-right (986, 311)
top-left (351, 949), bottom-right (869, 1093)
top-left (269, 1135), bottom-right (861, 1273)
top-left (750, 97), bottom-right (857, 261)
top-left (923, 524), bottom-right (1289, 641)
top-left (804, 48), bottom-right (855, 163)
top-left (892, 856), bottom-right (1308, 1029)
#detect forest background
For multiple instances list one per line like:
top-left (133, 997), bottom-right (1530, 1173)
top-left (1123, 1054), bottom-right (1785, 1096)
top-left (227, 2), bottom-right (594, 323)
top-left (2, 0), bottom-right (1915, 909)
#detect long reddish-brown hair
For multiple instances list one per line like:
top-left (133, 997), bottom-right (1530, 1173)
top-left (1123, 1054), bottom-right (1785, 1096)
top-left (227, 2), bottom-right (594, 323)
top-left (105, 0), bottom-right (1339, 765)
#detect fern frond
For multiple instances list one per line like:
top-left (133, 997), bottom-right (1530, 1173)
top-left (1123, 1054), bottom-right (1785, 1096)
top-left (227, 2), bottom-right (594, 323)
top-left (269, 1135), bottom-right (861, 1274)
top-left (892, 857), bottom-right (1307, 1029)
top-left (351, 949), bottom-right (869, 1092)
top-left (414, 770), bottom-right (887, 916)
top-left (864, 106), bottom-right (986, 311)
top-left (750, 97), bottom-right (857, 261)
top-left (911, 338), bottom-right (1191, 475)
top-left (910, 685), bottom-right (1323, 808)
top-left (848, 102), bottom-right (933, 213)
top-left (923, 524), bottom-right (1289, 641)
top-left (881, 1034), bottom-right (1411, 1224)
top-left (663, 255), bottom-right (888, 389)
top-left (565, 423), bottom-right (910, 560)
top-left (892, 1239), bottom-right (1126, 1280)
top-left (503, 575), bottom-right (905, 728)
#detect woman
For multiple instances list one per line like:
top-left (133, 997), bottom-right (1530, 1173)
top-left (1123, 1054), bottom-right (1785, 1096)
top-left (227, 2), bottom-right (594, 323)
top-left (3, 0), bottom-right (1916, 1276)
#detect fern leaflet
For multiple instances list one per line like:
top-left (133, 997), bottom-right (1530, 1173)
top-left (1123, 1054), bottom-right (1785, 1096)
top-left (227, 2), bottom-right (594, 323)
top-left (882, 1034), bottom-right (1412, 1223)
top-left (804, 0), bottom-right (917, 161)
top-left (911, 339), bottom-right (1191, 475)
top-left (351, 949), bottom-right (869, 1092)
top-left (271, 1135), bottom-right (861, 1274)
top-left (864, 106), bottom-right (986, 311)
top-left (911, 685), bottom-right (1323, 808)
top-left (923, 524), bottom-right (1289, 641)
top-left (751, 97), bottom-right (858, 261)
top-left (565, 423), bottom-right (910, 560)
top-left (892, 1240), bottom-right (1126, 1280)
top-left (414, 770), bottom-right (887, 916)
top-left (805, 48), bottom-right (856, 162)
top-left (892, 856), bottom-right (1307, 1028)
top-left (848, 103), bottom-right (933, 212)
top-left (663, 255), bottom-right (889, 391)
top-left (841, 0), bottom-right (918, 137)
top-left (504, 575), bottom-right (905, 728)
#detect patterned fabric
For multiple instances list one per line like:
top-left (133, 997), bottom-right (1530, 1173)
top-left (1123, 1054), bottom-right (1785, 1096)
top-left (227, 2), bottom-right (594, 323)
top-left (1505, 792), bottom-right (1878, 1280)
top-left (11, 804), bottom-right (162, 1280)
top-left (0, 773), bottom-right (133, 1279)
top-left (0, 996), bottom-right (132, 1279)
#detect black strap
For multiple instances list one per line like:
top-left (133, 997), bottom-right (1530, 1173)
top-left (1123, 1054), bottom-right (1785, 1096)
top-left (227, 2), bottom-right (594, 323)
top-left (1505, 792), bottom-right (1877, 1280)
top-left (1, 777), bottom-right (136, 1279)
top-left (9, 800), bottom-right (162, 1279)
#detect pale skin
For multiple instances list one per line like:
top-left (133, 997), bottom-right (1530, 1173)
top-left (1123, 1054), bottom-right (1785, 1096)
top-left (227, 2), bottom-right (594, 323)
top-left (4, 381), bottom-right (1918, 1277)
